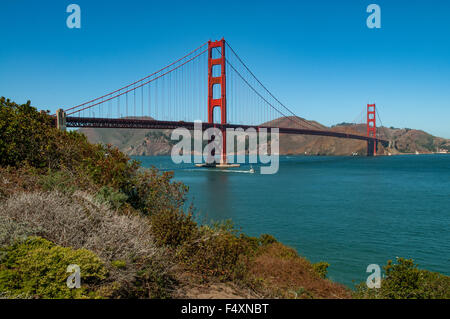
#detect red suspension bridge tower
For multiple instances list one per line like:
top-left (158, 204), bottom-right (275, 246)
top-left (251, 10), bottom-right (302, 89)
top-left (367, 103), bottom-right (377, 156)
top-left (207, 38), bottom-right (228, 164)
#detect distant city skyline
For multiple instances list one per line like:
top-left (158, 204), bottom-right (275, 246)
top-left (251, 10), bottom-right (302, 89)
top-left (1, 0), bottom-right (449, 138)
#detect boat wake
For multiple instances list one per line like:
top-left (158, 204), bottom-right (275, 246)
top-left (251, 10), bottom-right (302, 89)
top-left (184, 168), bottom-right (256, 174)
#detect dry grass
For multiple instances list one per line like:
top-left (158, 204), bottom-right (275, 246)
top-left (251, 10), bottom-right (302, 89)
top-left (0, 191), bottom-right (174, 297)
top-left (247, 243), bottom-right (351, 299)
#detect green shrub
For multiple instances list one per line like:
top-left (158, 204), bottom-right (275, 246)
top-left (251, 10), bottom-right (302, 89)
top-left (312, 262), bottom-right (330, 279)
top-left (0, 98), bottom-right (54, 168)
top-left (95, 186), bottom-right (128, 209)
top-left (354, 257), bottom-right (450, 299)
top-left (179, 226), bottom-right (254, 281)
top-left (126, 168), bottom-right (188, 215)
top-left (239, 234), bottom-right (260, 252)
top-left (0, 237), bottom-right (108, 299)
top-left (111, 260), bottom-right (127, 269)
top-left (39, 170), bottom-right (77, 194)
top-left (151, 208), bottom-right (198, 247)
top-left (133, 258), bottom-right (176, 299)
top-left (259, 234), bottom-right (278, 246)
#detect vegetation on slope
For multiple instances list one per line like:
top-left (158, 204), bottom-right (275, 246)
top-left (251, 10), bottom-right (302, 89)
top-left (0, 97), bottom-right (449, 299)
top-left (354, 258), bottom-right (450, 299)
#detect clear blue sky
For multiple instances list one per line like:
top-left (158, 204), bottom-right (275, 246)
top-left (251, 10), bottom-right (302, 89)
top-left (1, 0), bottom-right (449, 137)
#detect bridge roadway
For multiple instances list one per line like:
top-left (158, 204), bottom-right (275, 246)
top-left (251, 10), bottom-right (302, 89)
top-left (64, 116), bottom-right (389, 146)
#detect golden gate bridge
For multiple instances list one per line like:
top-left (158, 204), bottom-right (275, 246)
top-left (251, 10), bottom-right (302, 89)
top-left (54, 39), bottom-right (388, 159)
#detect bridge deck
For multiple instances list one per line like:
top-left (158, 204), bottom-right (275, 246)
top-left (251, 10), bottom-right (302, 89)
top-left (64, 117), bottom-right (388, 145)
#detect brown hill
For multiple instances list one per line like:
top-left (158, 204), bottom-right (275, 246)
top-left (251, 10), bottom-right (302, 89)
top-left (78, 117), bottom-right (175, 156)
top-left (78, 117), bottom-right (450, 156)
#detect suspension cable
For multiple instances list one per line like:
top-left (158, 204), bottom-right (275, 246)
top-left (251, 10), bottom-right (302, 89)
top-left (225, 42), bottom-right (325, 130)
top-left (67, 49), bottom-right (208, 116)
top-left (65, 41), bottom-right (208, 113)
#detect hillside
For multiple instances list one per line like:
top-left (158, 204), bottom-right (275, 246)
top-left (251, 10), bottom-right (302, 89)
top-left (78, 117), bottom-right (175, 156)
top-left (2, 97), bottom-right (450, 299)
top-left (78, 116), bottom-right (450, 156)
top-left (0, 97), bottom-right (351, 299)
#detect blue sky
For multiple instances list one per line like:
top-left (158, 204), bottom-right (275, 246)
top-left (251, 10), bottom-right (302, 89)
top-left (1, 0), bottom-right (449, 137)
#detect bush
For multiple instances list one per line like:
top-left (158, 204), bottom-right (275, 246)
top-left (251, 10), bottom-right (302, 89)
top-left (312, 262), bottom-right (329, 279)
top-left (178, 225), bottom-right (255, 281)
top-left (39, 170), bottom-right (78, 194)
top-left (0, 97), bottom-right (140, 191)
top-left (95, 186), bottom-right (128, 210)
top-left (150, 208), bottom-right (198, 247)
top-left (247, 243), bottom-right (350, 299)
top-left (0, 98), bottom-right (192, 219)
top-left (133, 259), bottom-right (177, 299)
top-left (0, 237), bottom-right (108, 299)
top-left (259, 234), bottom-right (278, 246)
top-left (0, 191), bottom-right (172, 298)
top-left (0, 98), bottom-right (54, 168)
top-left (354, 257), bottom-right (450, 299)
top-left (126, 168), bottom-right (189, 215)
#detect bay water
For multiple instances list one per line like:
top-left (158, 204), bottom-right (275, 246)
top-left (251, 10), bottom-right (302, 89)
top-left (135, 155), bottom-right (450, 287)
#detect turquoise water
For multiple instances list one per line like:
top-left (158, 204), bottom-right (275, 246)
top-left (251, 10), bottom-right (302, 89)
top-left (134, 155), bottom-right (450, 287)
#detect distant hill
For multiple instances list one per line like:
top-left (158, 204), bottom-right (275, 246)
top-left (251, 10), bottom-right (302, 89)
top-left (78, 116), bottom-right (450, 156)
top-left (78, 117), bottom-right (175, 156)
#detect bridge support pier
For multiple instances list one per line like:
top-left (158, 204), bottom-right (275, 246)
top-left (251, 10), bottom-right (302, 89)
top-left (56, 109), bottom-right (67, 131)
top-left (367, 140), bottom-right (377, 156)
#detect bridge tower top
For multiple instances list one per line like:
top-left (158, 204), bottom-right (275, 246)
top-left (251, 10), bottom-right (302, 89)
top-left (367, 104), bottom-right (376, 138)
top-left (207, 38), bottom-right (227, 125)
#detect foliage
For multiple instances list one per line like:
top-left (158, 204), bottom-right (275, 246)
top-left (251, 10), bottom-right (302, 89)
top-left (0, 97), bottom-right (188, 215)
top-left (81, 144), bottom-right (140, 190)
top-left (0, 237), bottom-right (108, 299)
top-left (133, 258), bottom-right (177, 299)
top-left (246, 243), bottom-right (350, 299)
top-left (354, 258), bottom-right (450, 299)
top-left (178, 224), bottom-right (256, 281)
top-left (39, 170), bottom-right (78, 194)
top-left (151, 208), bottom-right (198, 247)
top-left (126, 168), bottom-right (188, 215)
top-left (312, 262), bottom-right (330, 279)
top-left (95, 186), bottom-right (128, 210)
top-left (259, 234), bottom-right (278, 246)
top-left (0, 98), bottom-right (54, 168)
top-left (0, 191), bottom-right (172, 298)
top-left (111, 260), bottom-right (127, 269)
top-left (331, 122), bottom-right (354, 127)
top-left (180, 232), bottom-right (250, 281)
top-left (0, 97), bottom-right (137, 190)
